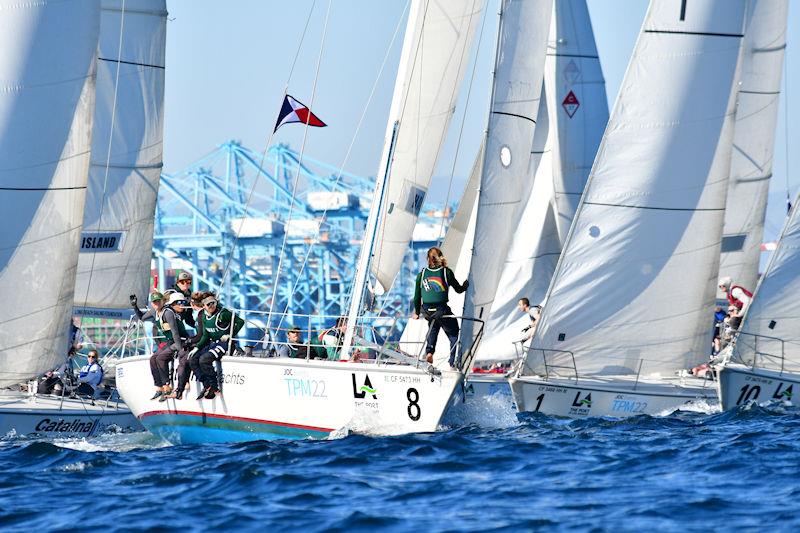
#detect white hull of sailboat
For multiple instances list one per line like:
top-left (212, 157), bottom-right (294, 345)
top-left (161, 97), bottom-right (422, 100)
top-left (509, 375), bottom-right (718, 418)
top-left (0, 391), bottom-right (140, 438)
top-left (716, 363), bottom-right (799, 411)
top-left (116, 356), bottom-right (462, 444)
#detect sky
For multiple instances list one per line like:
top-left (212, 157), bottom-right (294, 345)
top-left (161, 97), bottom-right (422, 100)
top-left (162, 0), bottom-right (799, 243)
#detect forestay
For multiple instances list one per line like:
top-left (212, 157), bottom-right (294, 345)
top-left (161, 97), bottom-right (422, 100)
top-left (461, 0), bottom-right (553, 351)
top-left (527, 0), bottom-right (746, 377)
top-left (733, 191), bottom-right (800, 373)
top-left (479, 0), bottom-right (608, 358)
top-left (718, 0), bottom-right (788, 291)
top-left (0, 0), bottom-right (100, 387)
top-left (74, 0), bottom-right (168, 318)
top-left (369, 0), bottom-right (485, 294)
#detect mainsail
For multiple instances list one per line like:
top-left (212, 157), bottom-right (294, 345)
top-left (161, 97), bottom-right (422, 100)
top-left (74, 0), bottom-right (168, 318)
top-left (461, 0), bottom-right (553, 350)
top-left (733, 191), bottom-right (800, 373)
top-left (368, 0), bottom-right (485, 294)
top-left (0, 0), bottom-right (100, 387)
top-left (717, 0), bottom-right (788, 291)
top-left (526, 0), bottom-right (746, 377)
top-left (478, 0), bottom-right (608, 357)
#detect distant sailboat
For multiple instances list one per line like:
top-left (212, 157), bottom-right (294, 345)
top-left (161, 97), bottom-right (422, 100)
top-left (510, 0), bottom-right (747, 418)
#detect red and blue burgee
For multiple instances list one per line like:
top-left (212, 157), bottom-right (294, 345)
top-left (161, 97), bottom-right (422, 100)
top-left (274, 94), bottom-right (327, 133)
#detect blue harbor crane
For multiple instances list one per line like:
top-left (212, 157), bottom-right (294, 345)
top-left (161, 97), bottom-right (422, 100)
top-left (153, 141), bottom-right (450, 340)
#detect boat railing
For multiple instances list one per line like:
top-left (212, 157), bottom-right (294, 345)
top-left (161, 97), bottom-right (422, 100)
top-left (523, 347), bottom-right (579, 383)
top-left (731, 331), bottom-right (786, 374)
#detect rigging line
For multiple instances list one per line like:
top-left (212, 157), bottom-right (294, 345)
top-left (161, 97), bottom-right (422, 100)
top-left (265, 0), bottom-right (332, 332)
top-left (437, 0), bottom-right (490, 246)
top-left (214, 0), bottom-right (317, 296)
top-left (784, 42), bottom-right (791, 214)
top-left (79, 0), bottom-right (127, 319)
top-left (269, 0), bottom-right (412, 340)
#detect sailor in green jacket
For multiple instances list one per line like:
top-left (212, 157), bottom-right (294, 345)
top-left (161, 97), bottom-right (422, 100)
top-left (189, 294), bottom-right (244, 399)
top-left (412, 247), bottom-right (468, 369)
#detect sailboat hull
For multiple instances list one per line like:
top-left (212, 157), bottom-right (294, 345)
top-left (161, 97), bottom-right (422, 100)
top-left (116, 356), bottom-right (462, 444)
top-left (0, 391), bottom-right (140, 438)
top-left (509, 375), bottom-right (717, 418)
top-left (717, 363), bottom-right (799, 411)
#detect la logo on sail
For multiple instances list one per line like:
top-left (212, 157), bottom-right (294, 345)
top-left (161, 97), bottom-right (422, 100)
top-left (351, 374), bottom-right (377, 399)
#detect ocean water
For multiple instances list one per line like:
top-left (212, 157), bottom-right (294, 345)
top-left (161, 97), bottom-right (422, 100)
top-left (2, 398), bottom-right (799, 532)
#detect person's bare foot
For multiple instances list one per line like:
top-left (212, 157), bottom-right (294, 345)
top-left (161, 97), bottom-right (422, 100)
top-left (426, 353), bottom-right (433, 364)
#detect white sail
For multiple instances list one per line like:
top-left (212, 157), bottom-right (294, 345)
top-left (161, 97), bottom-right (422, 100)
top-left (479, 0), bottom-right (609, 357)
top-left (369, 0), bottom-right (485, 293)
top-left (526, 0), bottom-right (746, 377)
top-left (74, 0), bottom-right (168, 317)
top-left (733, 192), bottom-right (800, 373)
top-left (462, 0), bottom-right (553, 350)
top-left (718, 0), bottom-right (788, 291)
top-left (0, 0), bottom-right (100, 387)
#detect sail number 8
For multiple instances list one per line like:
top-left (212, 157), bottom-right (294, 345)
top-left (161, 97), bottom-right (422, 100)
top-left (407, 388), bottom-right (421, 421)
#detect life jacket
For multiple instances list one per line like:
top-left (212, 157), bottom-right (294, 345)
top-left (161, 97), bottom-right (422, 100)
top-left (419, 267), bottom-right (449, 305)
top-left (157, 307), bottom-right (187, 343)
top-left (79, 362), bottom-right (103, 383)
top-left (727, 285), bottom-right (753, 309)
top-left (202, 307), bottom-right (234, 341)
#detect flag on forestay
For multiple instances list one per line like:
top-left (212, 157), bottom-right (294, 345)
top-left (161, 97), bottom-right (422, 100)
top-left (274, 94), bottom-right (327, 133)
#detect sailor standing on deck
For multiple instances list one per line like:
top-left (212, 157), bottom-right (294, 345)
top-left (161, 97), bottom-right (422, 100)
top-left (148, 293), bottom-right (189, 401)
top-left (188, 294), bottom-right (244, 400)
top-left (411, 247), bottom-right (468, 369)
top-left (718, 277), bottom-right (753, 330)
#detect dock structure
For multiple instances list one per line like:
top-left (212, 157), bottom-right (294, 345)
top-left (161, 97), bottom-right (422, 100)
top-left (152, 141), bottom-right (449, 340)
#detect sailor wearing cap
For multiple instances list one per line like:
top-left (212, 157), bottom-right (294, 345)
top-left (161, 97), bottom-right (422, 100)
top-left (169, 271), bottom-right (196, 328)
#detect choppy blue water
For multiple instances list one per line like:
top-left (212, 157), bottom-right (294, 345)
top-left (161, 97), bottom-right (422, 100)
top-left (2, 399), bottom-right (799, 532)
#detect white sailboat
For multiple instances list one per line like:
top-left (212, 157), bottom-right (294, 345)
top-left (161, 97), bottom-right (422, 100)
top-left (1, 0), bottom-right (166, 437)
top-left (716, 189), bottom-right (800, 410)
top-left (717, 0), bottom-right (788, 291)
top-left (115, 0), bottom-right (487, 443)
top-left (509, 0), bottom-right (747, 418)
top-left (0, 0), bottom-right (133, 437)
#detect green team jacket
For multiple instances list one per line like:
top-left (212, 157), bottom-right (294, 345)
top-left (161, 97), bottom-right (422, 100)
top-left (413, 266), bottom-right (467, 314)
top-left (196, 307), bottom-right (245, 349)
